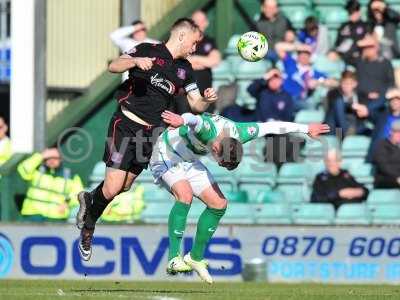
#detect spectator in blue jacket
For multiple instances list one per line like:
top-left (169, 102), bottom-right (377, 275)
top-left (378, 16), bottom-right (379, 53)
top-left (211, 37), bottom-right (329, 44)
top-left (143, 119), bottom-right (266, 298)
top-left (247, 68), bottom-right (294, 122)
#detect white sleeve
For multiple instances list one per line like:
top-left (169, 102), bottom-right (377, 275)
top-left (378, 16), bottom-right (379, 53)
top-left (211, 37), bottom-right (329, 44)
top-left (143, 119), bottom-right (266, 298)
top-left (182, 113), bottom-right (203, 132)
top-left (110, 26), bottom-right (135, 49)
top-left (257, 121), bottom-right (309, 137)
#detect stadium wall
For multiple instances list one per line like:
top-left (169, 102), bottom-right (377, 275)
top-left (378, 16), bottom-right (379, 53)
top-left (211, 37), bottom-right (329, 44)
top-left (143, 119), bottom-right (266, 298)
top-left (1, 224), bottom-right (400, 283)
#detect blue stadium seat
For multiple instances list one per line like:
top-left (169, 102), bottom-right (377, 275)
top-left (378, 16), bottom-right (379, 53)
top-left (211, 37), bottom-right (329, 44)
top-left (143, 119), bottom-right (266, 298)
top-left (370, 204), bottom-right (400, 225)
top-left (367, 189), bottom-right (400, 205)
top-left (254, 202), bottom-right (292, 224)
top-left (342, 135), bottom-right (371, 158)
top-left (292, 203), bottom-right (335, 225)
top-left (335, 203), bottom-right (371, 225)
top-left (222, 203), bottom-right (254, 224)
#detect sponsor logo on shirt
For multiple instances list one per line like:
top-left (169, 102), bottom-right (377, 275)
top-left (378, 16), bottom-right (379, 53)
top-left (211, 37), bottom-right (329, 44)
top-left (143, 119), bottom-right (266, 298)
top-left (150, 73), bottom-right (176, 94)
top-left (111, 152), bottom-right (123, 164)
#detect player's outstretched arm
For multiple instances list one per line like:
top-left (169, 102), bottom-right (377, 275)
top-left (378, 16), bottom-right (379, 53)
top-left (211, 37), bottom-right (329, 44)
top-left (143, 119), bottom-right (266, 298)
top-left (162, 111), bottom-right (202, 129)
top-left (187, 88), bottom-right (218, 113)
top-left (108, 54), bottom-right (155, 73)
top-left (257, 121), bottom-right (330, 139)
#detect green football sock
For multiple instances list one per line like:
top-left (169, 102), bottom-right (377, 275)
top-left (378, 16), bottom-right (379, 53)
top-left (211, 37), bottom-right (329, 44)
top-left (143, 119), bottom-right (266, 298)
top-left (191, 207), bottom-right (226, 261)
top-left (168, 201), bottom-right (191, 260)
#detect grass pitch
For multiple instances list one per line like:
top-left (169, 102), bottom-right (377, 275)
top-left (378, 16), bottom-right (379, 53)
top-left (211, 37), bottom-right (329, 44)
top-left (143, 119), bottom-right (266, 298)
top-left (0, 280), bottom-right (399, 300)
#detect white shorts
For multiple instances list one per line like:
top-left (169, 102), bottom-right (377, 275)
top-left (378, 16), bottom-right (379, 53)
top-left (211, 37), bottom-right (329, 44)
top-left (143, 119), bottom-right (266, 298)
top-left (152, 160), bottom-right (215, 198)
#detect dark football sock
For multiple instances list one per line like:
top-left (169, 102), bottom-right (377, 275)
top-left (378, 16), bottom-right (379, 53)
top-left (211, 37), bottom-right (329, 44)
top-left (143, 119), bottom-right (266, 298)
top-left (84, 182), bottom-right (110, 229)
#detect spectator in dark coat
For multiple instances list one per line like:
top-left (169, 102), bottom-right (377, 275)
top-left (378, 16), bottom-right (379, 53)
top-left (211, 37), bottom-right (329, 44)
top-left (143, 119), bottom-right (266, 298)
top-left (372, 120), bottom-right (400, 188)
top-left (311, 149), bottom-right (369, 210)
top-left (335, 0), bottom-right (369, 64)
top-left (247, 68), bottom-right (294, 122)
top-left (367, 0), bottom-right (400, 59)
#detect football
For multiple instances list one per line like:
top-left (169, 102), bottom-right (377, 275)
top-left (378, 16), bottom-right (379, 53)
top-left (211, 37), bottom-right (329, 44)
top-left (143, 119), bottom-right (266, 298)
top-left (237, 31), bottom-right (268, 62)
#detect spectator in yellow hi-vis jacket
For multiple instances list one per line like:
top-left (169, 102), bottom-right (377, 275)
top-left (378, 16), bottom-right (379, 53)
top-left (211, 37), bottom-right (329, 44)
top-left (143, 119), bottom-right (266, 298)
top-left (0, 117), bottom-right (12, 166)
top-left (101, 184), bottom-right (145, 223)
top-left (17, 148), bottom-right (83, 221)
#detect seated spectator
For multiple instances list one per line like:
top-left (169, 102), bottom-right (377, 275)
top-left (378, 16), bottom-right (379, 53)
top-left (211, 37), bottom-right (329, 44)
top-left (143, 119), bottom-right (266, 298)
top-left (247, 68), bottom-right (294, 122)
top-left (372, 120), bottom-right (400, 188)
top-left (256, 0), bottom-right (294, 62)
top-left (311, 149), bottom-right (369, 210)
top-left (325, 70), bottom-right (372, 137)
top-left (17, 148), bottom-right (83, 221)
top-left (335, 0), bottom-right (369, 64)
top-left (368, 87), bottom-right (400, 159)
top-left (297, 16), bottom-right (329, 56)
top-left (353, 35), bottom-right (394, 105)
top-left (367, 0), bottom-right (400, 59)
top-left (0, 116), bottom-right (12, 166)
top-left (275, 42), bottom-right (337, 109)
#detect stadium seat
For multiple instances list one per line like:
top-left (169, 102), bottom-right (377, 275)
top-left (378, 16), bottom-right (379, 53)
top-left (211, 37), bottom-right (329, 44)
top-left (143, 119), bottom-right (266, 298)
top-left (316, 7), bottom-right (348, 29)
top-left (348, 163), bottom-right (374, 188)
top-left (335, 203), bottom-right (371, 225)
top-left (187, 201), bottom-right (206, 224)
top-left (225, 190), bottom-right (249, 203)
top-left (203, 161), bottom-right (237, 192)
top-left (277, 185), bottom-right (310, 203)
top-left (234, 60), bottom-right (271, 80)
top-left (367, 189), bottom-right (400, 205)
top-left (292, 203), bottom-right (335, 225)
top-left (212, 60), bottom-right (234, 90)
top-left (295, 109), bottom-right (325, 124)
top-left (302, 135), bottom-right (340, 158)
top-left (279, 0), bottom-right (311, 7)
top-left (89, 161), bottom-right (106, 184)
top-left (237, 80), bottom-right (255, 103)
top-left (225, 35), bottom-right (241, 55)
top-left (143, 188), bottom-right (172, 203)
top-left (242, 138), bottom-right (266, 158)
top-left (305, 160), bottom-right (325, 180)
top-left (369, 204), bottom-right (400, 225)
top-left (342, 135), bottom-right (371, 158)
top-left (280, 6), bottom-right (313, 29)
top-left (342, 157), bottom-right (365, 170)
top-left (226, 55), bottom-right (243, 74)
top-left (312, 0), bottom-right (346, 5)
top-left (277, 162), bottom-right (310, 184)
top-left (222, 203), bottom-right (254, 224)
top-left (141, 202), bottom-right (174, 223)
top-left (252, 190), bottom-right (285, 204)
top-left (253, 202), bottom-right (292, 224)
top-left (313, 55), bottom-right (345, 79)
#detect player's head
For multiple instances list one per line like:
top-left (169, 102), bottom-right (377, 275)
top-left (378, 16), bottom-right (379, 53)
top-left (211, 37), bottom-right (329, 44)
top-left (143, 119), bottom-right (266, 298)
top-left (44, 148), bottom-right (62, 169)
top-left (131, 20), bottom-right (148, 41)
top-left (260, 0), bottom-right (278, 20)
top-left (212, 137), bottom-right (243, 170)
top-left (386, 88), bottom-right (400, 114)
top-left (0, 116), bottom-right (8, 139)
top-left (346, 0), bottom-right (362, 21)
top-left (340, 70), bottom-right (358, 95)
top-left (168, 18), bottom-right (202, 58)
top-left (191, 10), bottom-right (209, 33)
top-left (324, 149), bottom-right (342, 175)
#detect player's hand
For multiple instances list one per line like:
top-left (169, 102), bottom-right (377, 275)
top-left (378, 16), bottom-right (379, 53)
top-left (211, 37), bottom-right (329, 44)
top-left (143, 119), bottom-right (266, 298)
top-left (204, 88), bottom-right (218, 103)
top-left (161, 110), bottom-right (184, 128)
top-left (133, 57), bottom-right (155, 71)
top-left (307, 123), bottom-right (330, 138)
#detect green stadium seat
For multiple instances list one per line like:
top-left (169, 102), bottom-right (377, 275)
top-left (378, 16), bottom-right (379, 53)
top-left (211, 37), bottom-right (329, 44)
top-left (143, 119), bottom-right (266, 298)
top-left (313, 55), bottom-right (345, 79)
top-left (187, 201), bottom-right (206, 224)
top-left (342, 158), bottom-right (365, 170)
top-left (277, 185), bottom-right (310, 203)
top-left (348, 163), bottom-right (374, 188)
top-left (226, 55), bottom-right (243, 74)
top-left (302, 135), bottom-right (340, 158)
top-left (370, 204), bottom-right (400, 225)
top-left (280, 6), bottom-right (313, 29)
top-left (225, 190), bottom-right (249, 203)
top-left (212, 60), bottom-right (234, 90)
top-left (237, 80), bottom-right (255, 103)
top-left (242, 138), bottom-right (266, 158)
top-left (316, 7), bottom-right (348, 29)
top-left (252, 189), bottom-right (285, 204)
top-left (222, 203), bottom-right (254, 224)
top-left (89, 161), bottom-right (106, 184)
top-left (328, 29), bottom-right (338, 47)
top-left (312, 0), bottom-right (346, 5)
top-left (292, 203), bottom-right (335, 225)
top-left (335, 203), bottom-right (371, 225)
top-left (342, 135), bottom-right (371, 158)
top-left (367, 189), bottom-right (400, 205)
top-left (235, 60), bottom-right (271, 80)
top-left (143, 188), bottom-right (172, 203)
top-left (295, 109), bottom-right (325, 124)
top-left (225, 35), bottom-right (241, 55)
top-left (141, 202), bottom-right (174, 223)
top-left (279, 0), bottom-right (311, 7)
top-left (277, 162), bottom-right (310, 184)
top-left (305, 160), bottom-right (325, 180)
top-left (203, 160), bottom-right (237, 190)
top-left (391, 58), bottom-right (400, 68)
top-left (254, 202), bottom-right (292, 224)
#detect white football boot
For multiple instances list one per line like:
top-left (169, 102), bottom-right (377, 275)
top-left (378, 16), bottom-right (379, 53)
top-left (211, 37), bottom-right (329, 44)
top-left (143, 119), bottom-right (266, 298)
top-left (166, 256), bottom-right (192, 275)
top-left (183, 253), bottom-right (213, 284)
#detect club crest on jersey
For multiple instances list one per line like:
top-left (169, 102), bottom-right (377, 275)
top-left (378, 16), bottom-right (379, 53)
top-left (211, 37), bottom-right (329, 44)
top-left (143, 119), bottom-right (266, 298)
top-left (150, 73), bottom-right (176, 94)
top-left (247, 126), bottom-right (257, 136)
top-left (177, 68), bottom-right (186, 80)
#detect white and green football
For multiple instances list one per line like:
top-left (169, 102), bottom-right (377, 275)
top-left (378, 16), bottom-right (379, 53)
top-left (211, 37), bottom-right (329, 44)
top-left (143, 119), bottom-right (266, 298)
top-left (237, 31), bottom-right (268, 62)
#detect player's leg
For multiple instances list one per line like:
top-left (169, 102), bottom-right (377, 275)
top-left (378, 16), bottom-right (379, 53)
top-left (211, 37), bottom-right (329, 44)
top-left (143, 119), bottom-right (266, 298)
top-left (183, 183), bottom-right (227, 284)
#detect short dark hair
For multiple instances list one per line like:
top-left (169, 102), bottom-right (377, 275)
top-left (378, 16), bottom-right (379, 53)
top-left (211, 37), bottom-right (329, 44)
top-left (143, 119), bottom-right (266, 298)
top-left (341, 70), bottom-right (357, 81)
top-left (304, 16), bottom-right (319, 33)
top-left (171, 18), bottom-right (200, 33)
top-left (346, 0), bottom-right (361, 13)
top-left (131, 20), bottom-right (144, 27)
top-left (219, 137), bottom-right (243, 170)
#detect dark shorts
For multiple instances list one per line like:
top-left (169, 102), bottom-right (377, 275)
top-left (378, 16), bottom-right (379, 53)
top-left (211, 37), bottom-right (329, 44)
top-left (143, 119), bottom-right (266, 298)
top-left (103, 110), bottom-right (163, 175)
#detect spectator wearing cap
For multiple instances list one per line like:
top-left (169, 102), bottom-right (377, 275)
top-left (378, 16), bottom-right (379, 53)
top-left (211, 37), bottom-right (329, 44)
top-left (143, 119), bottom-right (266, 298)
top-left (367, 0), bottom-right (400, 59)
top-left (275, 42), bottom-right (337, 109)
top-left (311, 149), bottom-right (369, 210)
top-left (256, 0), bottom-right (295, 63)
top-left (0, 116), bottom-right (12, 166)
top-left (352, 34), bottom-right (394, 105)
top-left (247, 68), bottom-right (294, 122)
top-left (297, 16), bottom-right (330, 56)
top-left (372, 120), bottom-right (400, 188)
top-left (335, 0), bottom-right (369, 64)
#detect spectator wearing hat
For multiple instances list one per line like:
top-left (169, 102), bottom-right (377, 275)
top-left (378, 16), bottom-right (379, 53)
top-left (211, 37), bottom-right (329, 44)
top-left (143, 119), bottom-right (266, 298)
top-left (372, 120), bottom-right (400, 188)
top-left (335, 0), bottom-right (369, 64)
top-left (311, 149), bottom-right (369, 210)
top-left (297, 16), bottom-right (330, 56)
top-left (367, 0), bottom-right (400, 59)
top-left (247, 68), bottom-right (294, 122)
top-left (275, 42), bottom-right (337, 109)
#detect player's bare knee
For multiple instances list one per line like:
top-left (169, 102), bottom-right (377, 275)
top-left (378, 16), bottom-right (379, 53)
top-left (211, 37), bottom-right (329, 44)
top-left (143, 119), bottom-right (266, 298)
top-left (213, 197), bottom-right (227, 210)
top-left (173, 190), bottom-right (193, 204)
